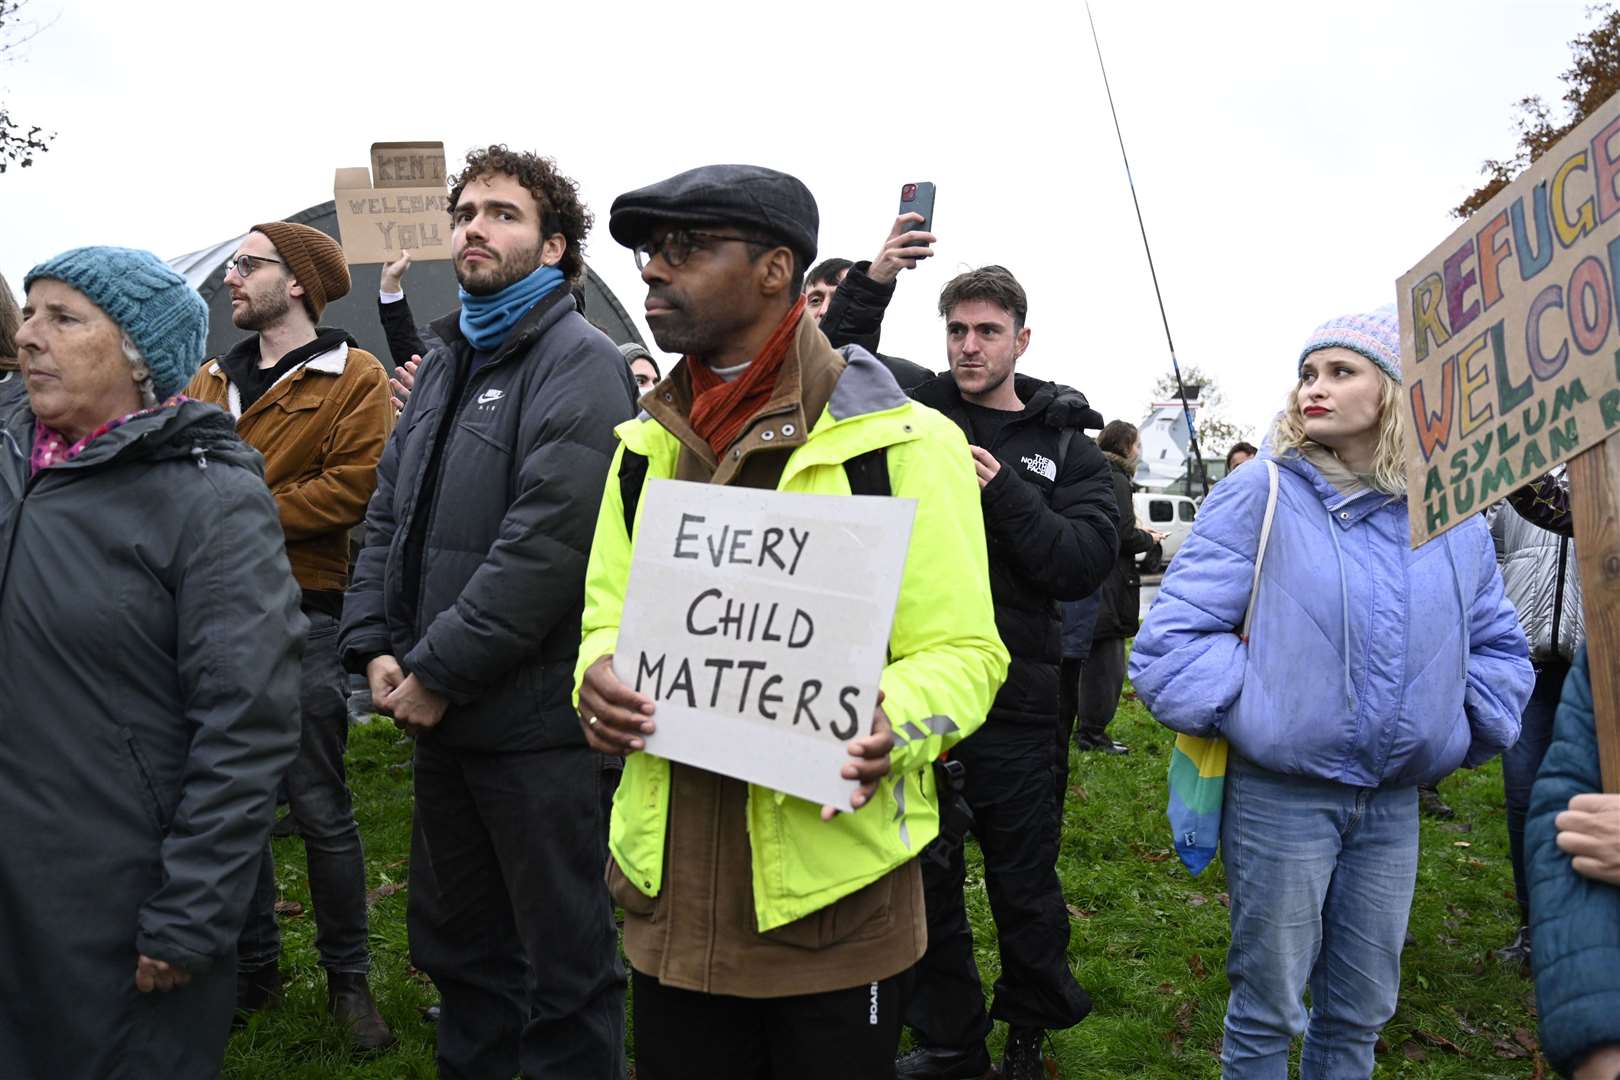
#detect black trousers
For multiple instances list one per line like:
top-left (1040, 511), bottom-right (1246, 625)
top-left (1076, 637), bottom-right (1127, 743)
top-left (408, 740), bottom-right (627, 1080)
top-left (632, 968), bottom-right (911, 1080)
top-left (1056, 656), bottom-right (1084, 811)
top-left (906, 723), bottom-right (1092, 1048)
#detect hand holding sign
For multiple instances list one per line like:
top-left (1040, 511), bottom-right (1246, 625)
top-left (822, 691), bottom-right (894, 821)
top-left (579, 654), bottom-right (656, 754)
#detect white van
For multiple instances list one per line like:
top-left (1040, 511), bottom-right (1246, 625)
top-left (1132, 492), bottom-right (1197, 573)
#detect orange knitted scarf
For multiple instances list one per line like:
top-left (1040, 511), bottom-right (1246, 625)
top-left (687, 297), bottom-right (806, 458)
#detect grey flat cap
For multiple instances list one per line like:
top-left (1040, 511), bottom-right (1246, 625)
top-left (609, 164), bottom-right (818, 266)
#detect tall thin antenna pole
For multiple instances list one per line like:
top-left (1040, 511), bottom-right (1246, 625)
top-left (1084, 2), bottom-right (1209, 498)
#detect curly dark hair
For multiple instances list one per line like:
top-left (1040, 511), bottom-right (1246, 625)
top-left (448, 145), bottom-right (594, 282)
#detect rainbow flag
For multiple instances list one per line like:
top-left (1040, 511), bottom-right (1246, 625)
top-left (1167, 733), bottom-right (1227, 875)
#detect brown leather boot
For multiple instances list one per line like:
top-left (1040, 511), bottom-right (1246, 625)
top-left (326, 971), bottom-right (396, 1052)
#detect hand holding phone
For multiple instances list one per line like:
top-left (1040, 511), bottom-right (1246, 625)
top-left (870, 182), bottom-right (938, 285)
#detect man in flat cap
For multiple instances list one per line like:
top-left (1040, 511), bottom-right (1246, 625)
top-left (575, 163), bottom-right (1008, 1078)
top-left (341, 146), bottom-right (635, 1078)
top-left (185, 221), bottom-right (397, 1049)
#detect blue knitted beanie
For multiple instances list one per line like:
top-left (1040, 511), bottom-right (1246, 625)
top-left (1297, 304), bottom-right (1402, 384)
top-left (25, 247), bottom-right (208, 399)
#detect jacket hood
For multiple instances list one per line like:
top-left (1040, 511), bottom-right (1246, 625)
top-left (219, 326), bottom-right (359, 368)
top-left (1103, 450), bottom-right (1134, 478)
top-left (909, 371), bottom-right (1104, 430)
top-left (55, 399), bottom-right (260, 473)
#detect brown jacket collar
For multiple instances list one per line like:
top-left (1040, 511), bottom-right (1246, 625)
top-left (640, 311), bottom-right (845, 486)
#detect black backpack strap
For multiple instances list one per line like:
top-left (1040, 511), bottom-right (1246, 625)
top-left (619, 449), bottom-right (649, 537)
top-left (1055, 428), bottom-right (1076, 480)
top-left (843, 447), bottom-right (892, 498)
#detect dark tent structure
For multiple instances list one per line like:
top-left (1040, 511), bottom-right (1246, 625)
top-left (169, 201), bottom-right (645, 370)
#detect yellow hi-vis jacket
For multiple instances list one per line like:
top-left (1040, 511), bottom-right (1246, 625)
top-left (574, 350), bottom-right (1008, 932)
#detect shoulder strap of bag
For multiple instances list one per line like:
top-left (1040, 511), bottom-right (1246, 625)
top-left (843, 447), bottom-right (892, 498)
top-left (1056, 428), bottom-right (1075, 480)
top-left (619, 449), bottom-right (649, 538)
top-left (1240, 460), bottom-right (1280, 642)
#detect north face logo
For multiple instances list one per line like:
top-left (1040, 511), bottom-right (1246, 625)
top-left (1021, 453), bottom-right (1057, 481)
top-left (476, 388), bottom-right (505, 407)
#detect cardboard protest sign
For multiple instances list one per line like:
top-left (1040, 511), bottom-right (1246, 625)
top-left (1399, 94), bottom-right (1620, 545)
top-left (332, 141), bottom-right (452, 264)
top-left (612, 480), bottom-right (916, 807)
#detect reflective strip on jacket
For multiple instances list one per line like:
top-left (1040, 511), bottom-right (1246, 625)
top-left (574, 349), bottom-right (1009, 931)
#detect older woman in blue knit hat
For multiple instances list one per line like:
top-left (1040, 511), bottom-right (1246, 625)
top-left (1129, 307), bottom-right (1533, 1079)
top-left (1, 247), bottom-right (305, 1079)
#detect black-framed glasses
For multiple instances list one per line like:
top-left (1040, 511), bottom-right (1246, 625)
top-left (633, 230), bottom-right (762, 271)
top-left (224, 253), bottom-right (284, 278)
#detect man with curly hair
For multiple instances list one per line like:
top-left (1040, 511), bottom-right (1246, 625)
top-left (341, 145), bottom-right (637, 1078)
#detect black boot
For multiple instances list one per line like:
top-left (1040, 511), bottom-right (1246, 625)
top-left (234, 962), bottom-right (283, 1023)
top-left (1418, 784), bottom-right (1455, 819)
top-left (327, 971), bottom-right (397, 1052)
top-left (1076, 729), bottom-right (1130, 755)
top-left (1495, 924), bottom-right (1533, 969)
top-left (1001, 1027), bottom-right (1050, 1080)
top-left (895, 1042), bottom-right (992, 1079)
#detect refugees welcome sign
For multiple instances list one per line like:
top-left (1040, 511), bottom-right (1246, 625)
top-left (613, 480), bottom-right (915, 806)
top-left (1401, 95), bottom-right (1620, 544)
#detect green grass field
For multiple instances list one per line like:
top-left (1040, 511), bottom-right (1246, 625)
top-left (225, 689), bottom-right (1544, 1079)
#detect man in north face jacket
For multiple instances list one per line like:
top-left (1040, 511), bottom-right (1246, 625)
top-left (900, 265), bottom-right (1118, 1080)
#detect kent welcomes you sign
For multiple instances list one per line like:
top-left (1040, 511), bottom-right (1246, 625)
top-left (1400, 95), bottom-right (1620, 544)
top-left (612, 480), bottom-right (915, 807)
top-left (332, 141), bottom-right (453, 265)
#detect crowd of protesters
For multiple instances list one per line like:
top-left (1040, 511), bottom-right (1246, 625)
top-left (0, 142), bottom-right (1613, 1080)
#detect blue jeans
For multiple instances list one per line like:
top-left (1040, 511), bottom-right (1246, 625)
top-left (238, 611), bottom-right (371, 974)
top-left (1220, 756), bottom-right (1418, 1080)
top-left (1503, 660), bottom-right (1568, 917)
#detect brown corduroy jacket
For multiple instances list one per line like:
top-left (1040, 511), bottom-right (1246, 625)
top-left (185, 341), bottom-right (393, 592)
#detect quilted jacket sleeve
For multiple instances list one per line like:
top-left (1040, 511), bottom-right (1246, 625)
top-left (1527, 651), bottom-right (1620, 1077)
top-left (1458, 520), bottom-right (1532, 767)
top-left (404, 334), bottom-right (635, 701)
top-left (1127, 462), bottom-right (1270, 737)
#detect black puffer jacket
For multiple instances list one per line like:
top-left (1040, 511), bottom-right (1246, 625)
top-left (0, 398), bottom-right (304, 1078)
top-left (341, 289), bottom-right (637, 751)
top-left (909, 373), bottom-right (1118, 725)
top-left (1091, 451), bottom-right (1157, 640)
top-left (817, 261), bottom-right (934, 390)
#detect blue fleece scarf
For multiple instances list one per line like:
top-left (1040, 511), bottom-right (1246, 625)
top-left (458, 264), bottom-right (566, 351)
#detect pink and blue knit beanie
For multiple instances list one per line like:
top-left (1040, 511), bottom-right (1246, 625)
top-left (25, 246), bottom-right (208, 400)
top-left (1297, 305), bottom-right (1401, 384)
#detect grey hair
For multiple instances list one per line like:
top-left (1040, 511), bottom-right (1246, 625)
top-left (120, 333), bottom-right (158, 408)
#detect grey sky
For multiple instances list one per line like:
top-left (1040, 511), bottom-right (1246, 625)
top-left (0, 0), bottom-right (1585, 439)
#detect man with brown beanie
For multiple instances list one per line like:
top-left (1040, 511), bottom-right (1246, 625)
top-left (184, 221), bottom-right (396, 1051)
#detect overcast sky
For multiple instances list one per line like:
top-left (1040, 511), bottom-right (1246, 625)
top-left (0, 0), bottom-right (1589, 439)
